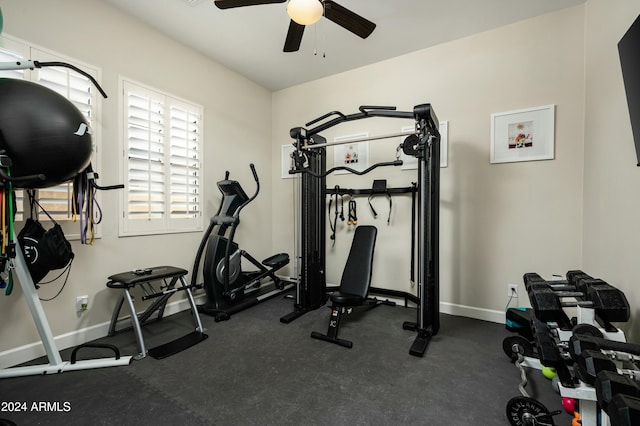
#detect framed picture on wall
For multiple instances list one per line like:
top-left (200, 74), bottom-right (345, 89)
top-left (490, 105), bottom-right (555, 164)
top-left (400, 121), bottom-right (449, 170)
top-left (333, 133), bottom-right (369, 174)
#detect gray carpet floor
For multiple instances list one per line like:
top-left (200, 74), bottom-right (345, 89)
top-left (1, 295), bottom-right (567, 425)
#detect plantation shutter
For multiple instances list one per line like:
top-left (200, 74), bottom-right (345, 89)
top-left (169, 102), bottom-right (201, 221)
top-left (32, 62), bottom-right (95, 221)
top-left (125, 84), bottom-right (165, 224)
top-left (122, 80), bottom-right (202, 235)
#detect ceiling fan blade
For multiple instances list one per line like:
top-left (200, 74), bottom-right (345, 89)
top-left (323, 0), bottom-right (376, 39)
top-left (214, 0), bottom-right (286, 9)
top-left (283, 20), bottom-right (305, 52)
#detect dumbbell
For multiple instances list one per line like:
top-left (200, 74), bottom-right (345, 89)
top-left (524, 272), bottom-right (573, 293)
top-left (607, 393), bottom-right (640, 426)
top-left (566, 270), bottom-right (616, 297)
top-left (528, 282), bottom-right (630, 323)
top-left (568, 334), bottom-right (640, 362)
top-left (524, 270), bottom-right (618, 301)
top-left (569, 335), bottom-right (640, 410)
top-left (575, 349), bottom-right (640, 386)
top-left (594, 370), bottom-right (640, 414)
top-left (570, 335), bottom-right (640, 425)
top-left (524, 270), bottom-right (593, 293)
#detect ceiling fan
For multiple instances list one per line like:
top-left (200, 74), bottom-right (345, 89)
top-left (213, 0), bottom-right (376, 52)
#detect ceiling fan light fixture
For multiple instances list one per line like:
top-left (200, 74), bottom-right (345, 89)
top-left (287, 0), bottom-right (323, 26)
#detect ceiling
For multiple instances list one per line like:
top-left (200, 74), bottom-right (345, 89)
top-left (102, 0), bottom-right (586, 91)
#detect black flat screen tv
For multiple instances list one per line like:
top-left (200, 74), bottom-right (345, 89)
top-left (619, 14), bottom-right (640, 166)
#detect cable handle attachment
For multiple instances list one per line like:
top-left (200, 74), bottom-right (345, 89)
top-left (347, 199), bottom-right (358, 226)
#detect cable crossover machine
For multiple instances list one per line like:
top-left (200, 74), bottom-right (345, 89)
top-left (280, 104), bottom-right (441, 357)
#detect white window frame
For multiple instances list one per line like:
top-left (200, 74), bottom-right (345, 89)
top-left (0, 34), bottom-right (103, 240)
top-left (119, 78), bottom-right (204, 237)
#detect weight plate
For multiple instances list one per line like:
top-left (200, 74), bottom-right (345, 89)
top-left (572, 323), bottom-right (603, 338)
top-left (502, 336), bottom-right (535, 362)
top-left (506, 396), bottom-right (555, 426)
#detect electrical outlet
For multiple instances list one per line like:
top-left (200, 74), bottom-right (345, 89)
top-left (507, 284), bottom-right (518, 298)
top-left (76, 295), bottom-right (89, 312)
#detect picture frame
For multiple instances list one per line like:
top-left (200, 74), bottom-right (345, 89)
top-left (400, 120), bottom-right (449, 170)
top-left (333, 133), bottom-right (369, 174)
top-left (490, 105), bottom-right (555, 164)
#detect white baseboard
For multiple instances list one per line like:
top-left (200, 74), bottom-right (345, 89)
top-left (440, 301), bottom-right (506, 324)
top-left (368, 291), bottom-right (506, 324)
top-left (0, 295), bottom-right (206, 370)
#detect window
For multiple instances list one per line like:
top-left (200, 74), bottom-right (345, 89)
top-left (0, 35), bottom-right (101, 237)
top-left (120, 79), bottom-right (203, 236)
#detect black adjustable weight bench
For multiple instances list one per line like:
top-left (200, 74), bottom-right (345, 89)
top-left (311, 225), bottom-right (379, 348)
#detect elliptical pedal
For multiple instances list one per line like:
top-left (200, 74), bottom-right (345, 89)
top-left (262, 253), bottom-right (289, 269)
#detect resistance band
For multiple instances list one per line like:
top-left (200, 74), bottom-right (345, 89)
top-left (73, 169), bottom-right (103, 244)
top-left (1, 187), bottom-right (5, 255)
top-left (328, 185), bottom-right (340, 244)
top-left (0, 188), bottom-right (5, 293)
top-left (3, 171), bottom-right (14, 295)
top-left (347, 199), bottom-right (357, 225)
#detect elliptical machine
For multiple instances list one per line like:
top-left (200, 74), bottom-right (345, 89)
top-left (194, 164), bottom-right (293, 321)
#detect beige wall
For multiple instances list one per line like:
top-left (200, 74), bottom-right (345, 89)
top-left (272, 6), bottom-right (586, 319)
top-left (0, 0), bottom-right (273, 357)
top-left (583, 0), bottom-right (640, 341)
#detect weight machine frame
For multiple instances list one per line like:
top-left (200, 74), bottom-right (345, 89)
top-left (280, 104), bottom-right (440, 357)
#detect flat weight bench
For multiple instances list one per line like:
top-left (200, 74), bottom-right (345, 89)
top-left (107, 266), bottom-right (208, 360)
top-left (311, 225), bottom-right (381, 348)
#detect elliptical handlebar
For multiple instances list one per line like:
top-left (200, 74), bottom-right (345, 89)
top-left (233, 163), bottom-right (260, 219)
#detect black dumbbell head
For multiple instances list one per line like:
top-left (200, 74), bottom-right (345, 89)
top-left (572, 323), bottom-right (604, 338)
top-left (568, 334), bottom-right (601, 360)
top-left (575, 277), bottom-right (606, 294)
top-left (523, 273), bottom-right (546, 291)
top-left (608, 393), bottom-right (640, 426)
top-left (528, 282), bottom-right (551, 292)
top-left (529, 288), bottom-right (563, 322)
top-left (577, 349), bottom-right (617, 385)
top-left (566, 270), bottom-right (592, 289)
top-left (588, 285), bottom-right (631, 323)
top-left (595, 370), bottom-right (640, 413)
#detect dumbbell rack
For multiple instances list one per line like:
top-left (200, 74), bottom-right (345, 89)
top-left (510, 308), bottom-right (624, 426)
top-left (504, 271), bottom-right (630, 426)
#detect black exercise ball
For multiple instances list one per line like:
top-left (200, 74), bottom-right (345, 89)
top-left (0, 78), bottom-right (93, 188)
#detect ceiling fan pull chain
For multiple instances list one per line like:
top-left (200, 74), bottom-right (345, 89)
top-left (314, 22), bottom-right (318, 56)
top-left (321, 0), bottom-right (326, 57)
top-left (313, 17), bottom-right (326, 58)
